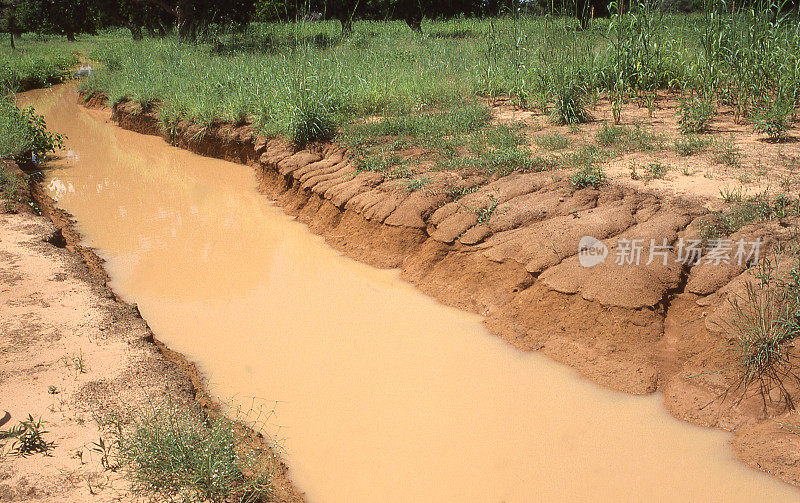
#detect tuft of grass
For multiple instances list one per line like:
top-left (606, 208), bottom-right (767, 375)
top-left (699, 192), bottom-right (798, 240)
top-left (719, 184), bottom-right (747, 203)
top-left (289, 101), bottom-right (336, 147)
top-left (550, 83), bottom-right (589, 125)
top-left (402, 175), bottom-right (431, 192)
top-left (570, 162), bottom-right (607, 189)
top-left (115, 399), bottom-right (272, 503)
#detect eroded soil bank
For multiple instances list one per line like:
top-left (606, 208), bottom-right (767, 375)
top-left (22, 84), bottom-right (800, 500)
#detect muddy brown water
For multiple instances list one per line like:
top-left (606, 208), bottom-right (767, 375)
top-left (23, 85), bottom-right (800, 502)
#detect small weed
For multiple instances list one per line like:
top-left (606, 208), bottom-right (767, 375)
top-left (2, 415), bottom-right (55, 456)
top-left (712, 135), bottom-right (740, 167)
top-left (644, 161), bottom-right (667, 180)
top-left (91, 436), bottom-right (117, 471)
top-left (630, 161), bottom-right (667, 182)
top-left (596, 122), bottom-right (620, 147)
top-left (474, 196), bottom-right (500, 224)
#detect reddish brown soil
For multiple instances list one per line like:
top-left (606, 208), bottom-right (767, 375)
top-left (0, 160), bottom-right (304, 502)
top-left (78, 93), bottom-right (800, 486)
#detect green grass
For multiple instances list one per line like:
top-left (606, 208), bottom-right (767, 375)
top-left (535, 132), bottom-right (570, 150)
top-left (0, 34), bottom-right (90, 92)
top-left (72, 9), bottom-right (799, 174)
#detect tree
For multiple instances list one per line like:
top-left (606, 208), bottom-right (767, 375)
top-left (0, 0), bottom-right (21, 48)
top-left (133, 0), bottom-right (255, 40)
top-left (96, 0), bottom-right (171, 40)
top-left (18, 0), bottom-right (100, 41)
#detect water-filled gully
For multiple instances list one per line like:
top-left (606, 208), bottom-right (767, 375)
top-left (23, 85), bottom-right (800, 502)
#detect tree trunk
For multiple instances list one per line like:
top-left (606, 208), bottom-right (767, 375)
top-left (176, 0), bottom-right (196, 41)
top-left (128, 22), bottom-right (143, 40)
top-left (66, 31), bottom-right (76, 41)
top-left (405, 16), bottom-right (422, 33)
top-left (9, 31), bottom-right (14, 50)
top-left (340, 17), bottom-right (352, 36)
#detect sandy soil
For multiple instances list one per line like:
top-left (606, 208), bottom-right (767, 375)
top-left (101, 94), bottom-right (800, 488)
top-left (0, 161), bottom-right (303, 502)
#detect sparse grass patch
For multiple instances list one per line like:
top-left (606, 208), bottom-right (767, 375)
top-left (535, 132), bottom-right (570, 151)
top-left (699, 192), bottom-right (798, 240)
top-left (114, 399), bottom-right (272, 503)
top-left (712, 135), bottom-right (741, 167)
top-left (721, 244), bottom-right (800, 410)
top-left (674, 134), bottom-right (709, 156)
top-left (402, 175), bottom-right (432, 192)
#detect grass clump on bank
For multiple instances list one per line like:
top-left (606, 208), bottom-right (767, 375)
top-left (723, 244), bottom-right (800, 410)
top-left (113, 399), bottom-right (273, 503)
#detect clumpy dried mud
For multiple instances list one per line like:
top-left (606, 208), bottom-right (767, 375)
top-left (0, 161), bottom-right (304, 502)
top-left (103, 94), bottom-right (800, 487)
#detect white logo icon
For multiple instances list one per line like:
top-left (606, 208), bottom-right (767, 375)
top-left (578, 236), bottom-right (607, 268)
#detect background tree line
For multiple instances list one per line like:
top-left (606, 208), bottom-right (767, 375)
top-left (1, 0), bottom-right (792, 47)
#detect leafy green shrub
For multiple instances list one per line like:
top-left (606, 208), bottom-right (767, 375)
top-left (570, 163), bottom-right (607, 189)
top-left (0, 98), bottom-right (65, 161)
top-left (678, 95), bottom-right (715, 134)
top-left (116, 400), bottom-right (272, 503)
